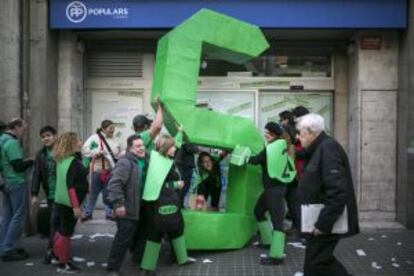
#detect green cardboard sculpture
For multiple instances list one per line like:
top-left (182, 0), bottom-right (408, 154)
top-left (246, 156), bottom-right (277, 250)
top-left (151, 9), bottom-right (269, 249)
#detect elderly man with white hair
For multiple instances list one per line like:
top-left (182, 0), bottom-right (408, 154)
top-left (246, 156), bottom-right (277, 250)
top-left (296, 113), bottom-right (359, 276)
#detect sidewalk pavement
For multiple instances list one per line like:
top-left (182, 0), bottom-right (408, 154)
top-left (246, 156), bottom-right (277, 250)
top-left (0, 218), bottom-right (413, 276)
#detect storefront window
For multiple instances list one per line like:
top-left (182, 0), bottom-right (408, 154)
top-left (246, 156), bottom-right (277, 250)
top-left (199, 55), bottom-right (332, 78)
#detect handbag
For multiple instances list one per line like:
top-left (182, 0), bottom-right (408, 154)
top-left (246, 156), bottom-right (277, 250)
top-left (98, 138), bottom-right (111, 185)
top-left (153, 185), bottom-right (183, 233)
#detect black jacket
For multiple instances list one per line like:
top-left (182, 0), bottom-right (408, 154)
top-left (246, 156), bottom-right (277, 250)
top-left (31, 147), bottom-right (53, 199)
top-left (174, 143), bottom-right (197, 169)
top-left (299, 132), bottom-right (359, 237)
top-left (107, 152), bottom-right (146, 221)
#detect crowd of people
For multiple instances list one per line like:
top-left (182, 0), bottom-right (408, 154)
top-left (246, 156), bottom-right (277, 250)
top-left (0, 103), bottom-right (359, 276)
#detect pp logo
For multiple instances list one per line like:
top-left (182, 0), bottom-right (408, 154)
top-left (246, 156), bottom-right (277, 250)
top-left (66, 1), bottom-right (87, 23)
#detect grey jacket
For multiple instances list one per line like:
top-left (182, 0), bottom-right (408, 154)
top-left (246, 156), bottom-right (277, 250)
top-left (107, 152), bottom-right (145, 221)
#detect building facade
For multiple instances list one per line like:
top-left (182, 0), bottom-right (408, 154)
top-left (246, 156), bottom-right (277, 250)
top-left (0, 0), bottom-right (412, 228)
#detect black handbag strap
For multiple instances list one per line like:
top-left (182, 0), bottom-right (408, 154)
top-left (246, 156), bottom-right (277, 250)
top-left (97, 132), bottom-right (117, 163)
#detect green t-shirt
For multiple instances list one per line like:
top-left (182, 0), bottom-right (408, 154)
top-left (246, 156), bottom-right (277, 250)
top-left (46, 149), bottom-right (57, 199)
top-left (0, 134), bottom-right (25, 185)
top-left (137, 130), bottom-right (154, 153)
top-left (137, 158), bottom-right (146, 193)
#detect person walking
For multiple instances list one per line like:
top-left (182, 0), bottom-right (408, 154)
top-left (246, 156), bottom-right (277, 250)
top-left (140, 134), bottom-right (192, 275)
top-left (296, 113), bottom-right (359, 276)
top-left (81, 120), bottom-right (122, 221)
top-left (247, 122), bottom-right (296, 265)
top-left (53, 132), bottom-right (89, 273)
top-left (105, 134), bottom-right (147, 275)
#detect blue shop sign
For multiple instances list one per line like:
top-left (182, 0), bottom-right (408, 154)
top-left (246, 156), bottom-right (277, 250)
top-left (50, 0), bottom-right (407, 29)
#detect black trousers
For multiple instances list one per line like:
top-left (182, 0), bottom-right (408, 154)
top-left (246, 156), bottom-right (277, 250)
top-left (177, 165), bottom-right (194, 205)
top-left (47, 203), bottom-right (61, 249)
top-left (285, 181), bottom-right (300, 230)
top-left (107, 218), bottom-right (140, 271)
top-left (54, 204), bottom-right (77, 237)
top-left (254, 186), bottom-right (286, 232)
top-left (304, 236), bottom-right (349, 276)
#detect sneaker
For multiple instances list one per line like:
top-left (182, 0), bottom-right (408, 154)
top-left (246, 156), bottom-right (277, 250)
top-left (260, 256), bottom-right (284, 265)
top-left (43, 250), bottom-right (59, 265)
top-left (57, 262), bottom-right (81, 273)
top-left (2, 249), bottom-right (30, 262)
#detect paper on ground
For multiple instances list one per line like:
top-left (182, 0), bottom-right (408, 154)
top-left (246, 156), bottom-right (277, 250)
top-left (397, 242), bottom-right (402, 246)
top-left (294, 273), bottom-right (304, 276)
top-left (356, 249), bottom-right (367, 256)
top-left (252, 241), bottom-right (259, 246)
top-left (392, 263), bottom-right (400, 268)
top-left (260, 253), bottom-right (267, 258)
top-left (87, 261), bottom-right (95, 267)
top-left (71, 234), bottom-right (83, 240)
top-left (101, 263), bottom-right (108, 267)
top-left (25, 262), bottom-right (34, 266)
top-left (288, 242), bottom-right (306, 249)
top-left (367, 237), bottom-right (375, 241)
top-left (73, 256), bottom-right (85, 263)
top-left (89, 233), bottom-right (115, 239)
top-left (371, 262), bottom-right (382, 270)
top-left (188, 257), bottom-right (197, 262)
top-left (203, 259), bottom-right (213, 263)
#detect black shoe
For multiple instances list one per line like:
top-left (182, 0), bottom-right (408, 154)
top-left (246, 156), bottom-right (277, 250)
top-left (81, 214), bottom-right (93, 222)
top-left (2, 249), bottom-right (30, 262)
top-left (57, 262), bottom-right (81, 273)
top-left (260, 256), bottom-right (284, 265)
top-left (142, 270), bottom-right (156, 276)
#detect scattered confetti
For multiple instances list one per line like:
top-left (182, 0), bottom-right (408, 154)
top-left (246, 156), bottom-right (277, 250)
top-left (294, 272), bottom-right (304, 276)
top-left (101, 263), bottom-right (108, 267)
top-left (356, 249), bottom-right (367, 256)
top-left (392, 263), bottom-right (400, 268)
top-left (86, 261), bottom-right (95, 267)
top-left (73, 256), bottom-right (85, 263)
top-left (391, 257), bottom-right (396, 262)
top-left (188, 257), bottom-right (197, 262)
top-left (260, 254), bottom-right (267, 258)
top-left (71, 234), bottom-right (83, 240)
top-left (89, 233), bottom-right (114, 239)
top-left (252, 241), bottom-right (260, 246)
top-left (367, 237), bottom-right (375, 241)
top-left (25, 262), bottom-right (34, 266)
top-left (203, 259), bottom-right (213, 264)
top-left (371, 262), bottom-right (382, 270)
top-left (381, 235), bottom-right (387, 238)
top-left (287, 242), bottom-right (306, 249)
top-left (397, 242), bottom-right (402, 246)
top-left (407, 260), bottom-right (413, 265)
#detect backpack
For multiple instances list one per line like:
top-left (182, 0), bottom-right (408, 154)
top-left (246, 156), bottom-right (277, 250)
top-left (153, 185), bottom-right (183, 233)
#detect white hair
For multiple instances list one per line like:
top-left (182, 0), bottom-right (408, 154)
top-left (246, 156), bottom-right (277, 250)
top-left (296, 113), bottom-right (325, 135)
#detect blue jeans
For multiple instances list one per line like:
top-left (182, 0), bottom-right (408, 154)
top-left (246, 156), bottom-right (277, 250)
top-left (83, 172), bottom-right (112, 217)
top-left (0, 184), bottom-right (28, 254)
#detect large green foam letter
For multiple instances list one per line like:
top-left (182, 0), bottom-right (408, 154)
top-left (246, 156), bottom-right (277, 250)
top-left (152, 9), bottom-right (269, 249)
